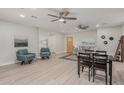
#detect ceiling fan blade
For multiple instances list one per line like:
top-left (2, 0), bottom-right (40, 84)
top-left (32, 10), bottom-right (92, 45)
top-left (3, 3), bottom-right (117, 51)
top-left (63, 17), bottom-right (77, 20)
top-left (51, 19), bottom-right (59, 22)
top-left (64, 11), bottom-right (69, 16)
top-left (48, 14), bottom-right (59, 18)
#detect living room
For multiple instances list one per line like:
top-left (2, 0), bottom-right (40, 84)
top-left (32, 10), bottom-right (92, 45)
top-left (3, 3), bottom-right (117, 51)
top-left (0, 8), bottom-right (124, 86)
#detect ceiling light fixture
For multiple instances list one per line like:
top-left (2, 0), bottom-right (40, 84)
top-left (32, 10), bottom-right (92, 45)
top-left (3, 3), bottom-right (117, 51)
top-left (59, 18), bottom-right (64, 22)
top-left (96, 24), bottom-right (100, 28)
top-left (20, 14), bottom-right (25, 18)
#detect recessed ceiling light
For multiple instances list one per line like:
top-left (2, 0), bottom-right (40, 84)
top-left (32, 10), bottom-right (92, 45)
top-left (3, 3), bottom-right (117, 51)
top-left (20, 14), bottom-right (25, 18)
top-left (96, 24), bottom-right (100, 28)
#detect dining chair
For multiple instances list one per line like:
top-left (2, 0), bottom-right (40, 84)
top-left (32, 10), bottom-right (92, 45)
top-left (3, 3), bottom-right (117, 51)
top-left (78, 52), bottom-right (92, 81)
top-left (93, 53), bottom-right (108, 85)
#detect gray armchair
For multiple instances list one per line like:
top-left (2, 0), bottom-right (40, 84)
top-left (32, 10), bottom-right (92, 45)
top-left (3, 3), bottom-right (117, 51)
top-left (16, 49), bottom-right (36, 65)
top-left (40, 48), bottom-right (51, 59)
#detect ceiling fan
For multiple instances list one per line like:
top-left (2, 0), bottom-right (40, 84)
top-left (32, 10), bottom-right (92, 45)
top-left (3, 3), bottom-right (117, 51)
top-left (48, 9), bottom-right (77, 23)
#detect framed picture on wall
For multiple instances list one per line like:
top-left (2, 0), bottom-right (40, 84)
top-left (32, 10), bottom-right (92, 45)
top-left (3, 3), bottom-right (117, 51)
top-left (14, 36), bottom-right (28, 47)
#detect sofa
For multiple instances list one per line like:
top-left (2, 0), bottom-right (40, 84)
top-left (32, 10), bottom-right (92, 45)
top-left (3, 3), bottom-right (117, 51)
top-left (16, 49), bottom-right (36, 65)
top-left (40, 48), bottom-right (51, 59)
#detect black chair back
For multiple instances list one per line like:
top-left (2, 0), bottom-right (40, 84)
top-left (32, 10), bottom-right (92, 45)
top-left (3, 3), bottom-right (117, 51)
top-left (78, 52), bottom-right (91, 63)
top-left (78, 52), bottom-right (92, 81)
top-left (93, 53), bottom-right (108, 64)
top-left (95, 50), bottom-right (107, 55)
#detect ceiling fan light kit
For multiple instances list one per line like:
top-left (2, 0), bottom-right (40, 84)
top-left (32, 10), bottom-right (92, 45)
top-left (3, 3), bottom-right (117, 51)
top-left (59, 18), bottom-right (64, 22)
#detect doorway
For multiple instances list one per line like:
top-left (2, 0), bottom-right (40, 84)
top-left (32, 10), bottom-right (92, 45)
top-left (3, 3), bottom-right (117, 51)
top-left (67, 37), bottom-right (73, 54)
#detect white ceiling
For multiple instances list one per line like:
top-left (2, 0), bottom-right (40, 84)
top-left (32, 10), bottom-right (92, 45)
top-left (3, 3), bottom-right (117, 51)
top-left (0, 8), bottom-right (124, 33)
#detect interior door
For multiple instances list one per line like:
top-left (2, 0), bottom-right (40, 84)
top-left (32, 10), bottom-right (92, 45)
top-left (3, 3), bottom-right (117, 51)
top-left (67, 37), bottom-right (73, 54)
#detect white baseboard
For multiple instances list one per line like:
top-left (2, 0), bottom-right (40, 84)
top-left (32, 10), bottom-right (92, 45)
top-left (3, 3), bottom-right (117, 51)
top-left (0, 51), bottom-right (66, 66)
top-left (0, 61), bottom-right (15, 66)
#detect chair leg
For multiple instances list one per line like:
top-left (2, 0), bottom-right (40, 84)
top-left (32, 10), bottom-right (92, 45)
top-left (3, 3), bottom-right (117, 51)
top-left (28, 60), bottom-right (32, 64)
top-left (89, 67), bottom-right (90, 81)
top-left (41, 57), bottom-right (44, 59)
top-left (82, 66), bottom-right (84, 72)
top-left (93, 69), bottom-right (95, 82)
top-left (78, 65), bottom-right (80, 78)
top-left (48, 56), bottom-right (50, 59)
top-left (21, 61), bottom-right (24, 65)
top-left (91, 67), bottom-right (93, 77)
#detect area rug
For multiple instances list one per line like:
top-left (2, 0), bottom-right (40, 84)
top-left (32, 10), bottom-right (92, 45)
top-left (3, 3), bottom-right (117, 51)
top-left (60, 54), bottom-right (77, 61)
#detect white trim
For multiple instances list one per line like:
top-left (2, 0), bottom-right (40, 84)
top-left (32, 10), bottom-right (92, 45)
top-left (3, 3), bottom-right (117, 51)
top-left (0, 61), bottom-right (15, 66)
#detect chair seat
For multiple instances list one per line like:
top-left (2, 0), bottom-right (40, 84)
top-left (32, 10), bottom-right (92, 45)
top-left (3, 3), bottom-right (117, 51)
top-left (80, 62), bottom-right (92, 67)
top-left (94, 63), bottom-right (106, 71)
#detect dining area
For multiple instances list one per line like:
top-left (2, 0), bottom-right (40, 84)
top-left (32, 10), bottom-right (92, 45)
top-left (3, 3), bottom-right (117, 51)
top-left (77, 50), bottom-right (113, 85)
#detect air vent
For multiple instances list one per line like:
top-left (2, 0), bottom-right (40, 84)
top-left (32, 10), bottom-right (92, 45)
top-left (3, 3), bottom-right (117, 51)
top-left (31, 15), bottom-right (38, 19)
top-left (77, 24), bottom-right (89, 30)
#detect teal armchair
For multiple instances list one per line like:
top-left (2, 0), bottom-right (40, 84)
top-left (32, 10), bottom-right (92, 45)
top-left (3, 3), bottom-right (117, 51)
top-left (40, 48), bottom-right (51, 59)
top-left (16, 49), bottom-right (36, 65)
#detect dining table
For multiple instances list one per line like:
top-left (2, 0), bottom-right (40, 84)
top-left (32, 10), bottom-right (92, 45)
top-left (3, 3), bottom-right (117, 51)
top-left (77, 52), bottom-right (113, 85)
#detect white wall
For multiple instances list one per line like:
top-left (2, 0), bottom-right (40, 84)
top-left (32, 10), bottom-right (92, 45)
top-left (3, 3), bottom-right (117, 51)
top-left (65, 27), bottom-right (123, 56)
top-left (97, 27), bottom-right (122, 56)
top-left (51, 33), bottom-right (65, 54)
top-left (38, 30), bottom-right (49, 49)
top-left (1, 20), bottom-right (123, 66)
top-left (65, 31), bottom-right (97, 48)
top-left (38, 29), bottom-right (65, 54)
top-left (0, 21), bottom-right (39, 66)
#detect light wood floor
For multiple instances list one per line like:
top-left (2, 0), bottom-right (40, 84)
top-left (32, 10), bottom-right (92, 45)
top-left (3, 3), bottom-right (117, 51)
top-left (0, 54), bottom-right (124, 85)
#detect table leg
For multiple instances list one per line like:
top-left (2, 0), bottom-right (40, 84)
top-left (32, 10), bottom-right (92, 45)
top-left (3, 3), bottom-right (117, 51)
top-left (78, 57), bottom-right (80, 78)
top-left (109, 60), bottom-right (112, 85)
